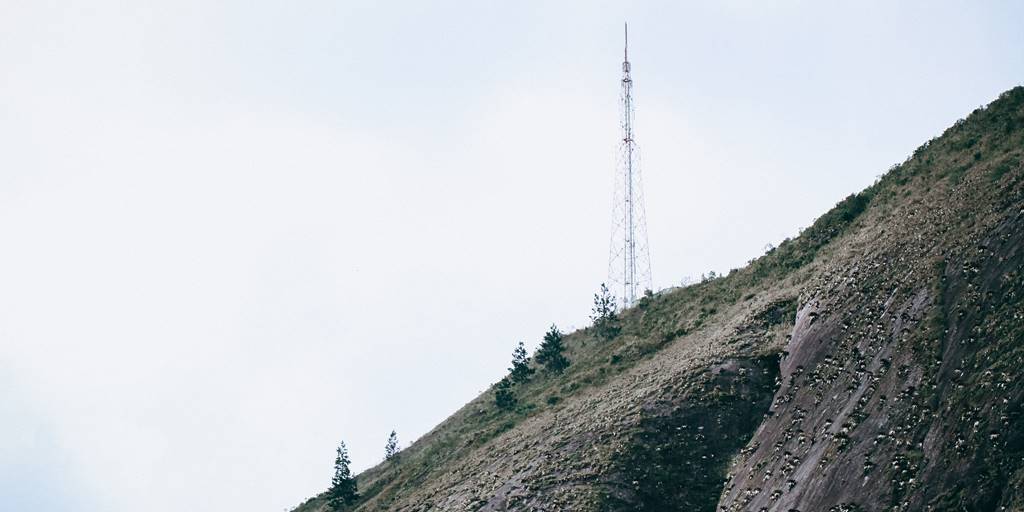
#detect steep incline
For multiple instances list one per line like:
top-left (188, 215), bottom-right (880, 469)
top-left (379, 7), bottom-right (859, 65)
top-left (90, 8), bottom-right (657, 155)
top-left (294, 87), bottom-right (1024, 512)
top-left (720, 88), bottom-right (1024, 511)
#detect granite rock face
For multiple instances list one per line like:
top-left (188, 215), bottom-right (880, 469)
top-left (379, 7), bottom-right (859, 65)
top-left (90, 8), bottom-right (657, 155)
top-left (720, 159), bottom-right (1024, 511)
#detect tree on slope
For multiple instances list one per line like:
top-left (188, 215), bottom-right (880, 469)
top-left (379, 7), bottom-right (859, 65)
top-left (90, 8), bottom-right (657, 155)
top-left (328, 441), bottom-right (359, 510)
top-left (591, 283), bottom-right (621, 340)
top-left (494, 376), bottom-right (516, 410)
top-left (509, 340), bottom-right (535, 384)
top-left (535, 324), bottom-right (570, 373)
top-left (384, 430), bottom-right (399, 461)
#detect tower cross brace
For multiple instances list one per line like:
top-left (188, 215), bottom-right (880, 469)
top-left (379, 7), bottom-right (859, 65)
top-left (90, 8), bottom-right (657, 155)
top-left (608, 23), bottom-right (652, 308)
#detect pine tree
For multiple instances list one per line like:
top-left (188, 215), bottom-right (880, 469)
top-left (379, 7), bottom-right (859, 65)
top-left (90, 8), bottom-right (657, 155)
top-left (508, 341), bottom-right (535, 384)
top-left (535, 324), bottom-right (570, 373)
top-left (494, 377), bottom-right (516, 410)
top-left (591, 283), bottom-right (621, 340)
top-left (384, 430), bottom-right (399, 461)
top-left (328, 441), bottom-right (359, 510)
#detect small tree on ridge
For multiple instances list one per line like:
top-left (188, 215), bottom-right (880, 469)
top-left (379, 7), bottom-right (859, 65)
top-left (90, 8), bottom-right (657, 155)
top-left (384, 430), bottom-right (399, 461)
top-left (509, 341), bottom-right (534, 384)
top-left (328, 441), bottom-right (359, 510)
top-left (494, 377), bottom-right (516, 410)
top-left (591, 283), bottom-right (621, 341)
top-left (535, 324), bottom-right (569, 373)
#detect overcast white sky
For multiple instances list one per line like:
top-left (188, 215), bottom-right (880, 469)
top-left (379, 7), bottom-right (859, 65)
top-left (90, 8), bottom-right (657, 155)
top-left (1, 1), bottom-right (1022, 511)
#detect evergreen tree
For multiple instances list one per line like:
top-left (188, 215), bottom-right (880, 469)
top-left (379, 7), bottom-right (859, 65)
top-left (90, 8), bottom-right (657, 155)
top-left (494, 377), bottom-right (516, 410)
top-left (508, 341), bottom-right (535, 384)
top-left (535, 324), bottom-right (570, 373)
top-left (591, 283), bottom-right (621, 340)
top-left (384, 430), bottom-right (399, 461)
top-left (328, 441), bottom-right (359, 510)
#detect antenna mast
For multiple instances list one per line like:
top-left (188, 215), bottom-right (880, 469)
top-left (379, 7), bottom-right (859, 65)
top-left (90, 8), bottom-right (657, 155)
top-left (608, 23), bottom-right (652, 308)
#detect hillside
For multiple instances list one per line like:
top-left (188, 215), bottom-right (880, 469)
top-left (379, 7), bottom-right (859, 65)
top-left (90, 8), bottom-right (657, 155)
top-left (294, 86), bottom-right (1024, 512)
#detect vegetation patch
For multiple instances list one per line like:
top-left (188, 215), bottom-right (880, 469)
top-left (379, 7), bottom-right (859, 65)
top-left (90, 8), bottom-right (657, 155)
top-left (750, 189), bottom-right (874, 281)
top-left (990, 154), bottom-right (1020, 183)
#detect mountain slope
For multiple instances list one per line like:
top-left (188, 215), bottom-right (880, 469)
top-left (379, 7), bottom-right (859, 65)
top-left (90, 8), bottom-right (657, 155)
top-left (294, 86), bottom-right (1024, 512)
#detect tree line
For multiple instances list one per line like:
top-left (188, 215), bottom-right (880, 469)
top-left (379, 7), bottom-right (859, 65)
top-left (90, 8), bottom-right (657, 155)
top-left (323, 429), bottom-right (400, 510)
top-left (495, 282), bottom-right (620, 409)
top-left (325, 283), bottom-right (625, 510)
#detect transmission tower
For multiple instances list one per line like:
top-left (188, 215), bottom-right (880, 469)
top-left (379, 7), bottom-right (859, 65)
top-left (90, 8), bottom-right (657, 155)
top-left (608, 23), bottom-right (652, 309)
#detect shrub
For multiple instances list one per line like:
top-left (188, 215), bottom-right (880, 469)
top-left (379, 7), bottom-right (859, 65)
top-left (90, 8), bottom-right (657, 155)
top-left (494, 377), bottom-right (516, 410)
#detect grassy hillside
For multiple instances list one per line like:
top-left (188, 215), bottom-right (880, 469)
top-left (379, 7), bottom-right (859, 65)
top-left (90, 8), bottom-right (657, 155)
top-left (295, 86), bottom-right (1024, 511)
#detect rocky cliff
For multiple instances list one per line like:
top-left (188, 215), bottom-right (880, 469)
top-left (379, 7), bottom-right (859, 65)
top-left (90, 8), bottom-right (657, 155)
top-left (294, 86), bottom-right (1024, 512)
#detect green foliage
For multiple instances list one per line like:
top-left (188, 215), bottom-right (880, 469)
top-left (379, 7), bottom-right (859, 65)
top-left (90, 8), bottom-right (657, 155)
top-left (535, 324), bottom-right (570, 373)
top-left (384, 430), bottom-right (399, 461)
top-left (496, 339), bottom-right (530, 409)
top-left (750, 189), bottom-right (874, 280)
top-left (491, 420), bottom-right (516, 437)
top-left (990, 155), bottom-right (1020, 182)
top-left (509, 341), bottom-right (535, 384)
top-left (700, 271), bottom-right (719, 283)
top-left (591, 283), bottom-right (621, 340)
top-left (328, 441), bottom-right (359, 510)
top-left (494, 377), bottom-right (516, 410)
top-left (951, 134), bottom-right (979, 151)
top-left (637, 288), bottom-right (656, 308)
top-left (947, 163), bottom-right (970, 186)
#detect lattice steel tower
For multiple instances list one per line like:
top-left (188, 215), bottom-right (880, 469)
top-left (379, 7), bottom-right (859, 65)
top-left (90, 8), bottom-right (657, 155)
top-left (608, 23), bottom-right (652, 308)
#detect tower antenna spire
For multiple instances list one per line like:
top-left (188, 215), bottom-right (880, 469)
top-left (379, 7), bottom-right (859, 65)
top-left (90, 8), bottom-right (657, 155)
top-left (608, 23), bottom-right (652, 309)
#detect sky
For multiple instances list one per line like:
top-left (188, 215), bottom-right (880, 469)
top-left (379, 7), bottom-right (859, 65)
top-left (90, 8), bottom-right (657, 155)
top-left (1, 1), bottom-right (1022, 510)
